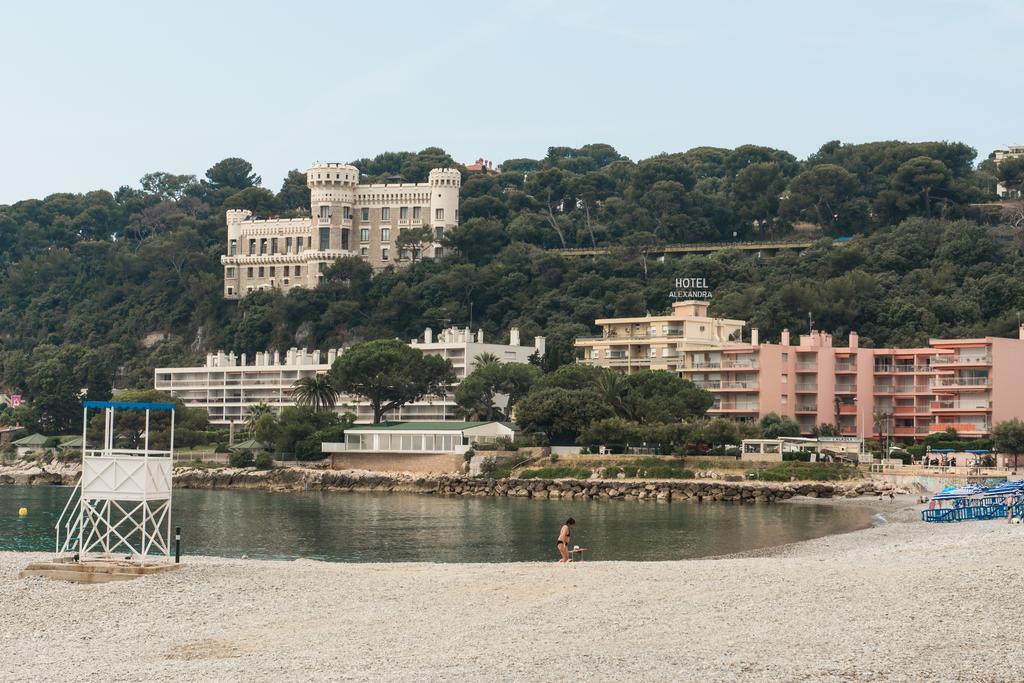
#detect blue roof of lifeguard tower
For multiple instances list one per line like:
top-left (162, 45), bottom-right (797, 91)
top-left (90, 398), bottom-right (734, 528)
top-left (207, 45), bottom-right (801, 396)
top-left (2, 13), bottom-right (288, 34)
top-left (83, 400), bottom-right (176, 411)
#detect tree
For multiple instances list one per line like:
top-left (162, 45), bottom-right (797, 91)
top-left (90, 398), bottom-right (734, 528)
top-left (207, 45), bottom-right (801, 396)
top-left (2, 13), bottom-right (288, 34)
top-left (277, 169), bottom-right (311, 210)
top-left (622, 370), bottom-right (714, 423)
top-left (454, 361), bottom-right (541, 420)
top-left (205, 158), bottom-right (261, 189)
top-left (140, 172), bottom-right (197, 201)
top-left (395, 225), bottom-right (434, 262)
top-left (702, 418), bottom-right (741, 447)
top-left (293, 374), bottom-right (339, 412)
top-left (515, 387), bottom-right (613, 443)
top-left (329, 339), bottom-right (455, 423)
top-left (245, 402), bottom-right (275, 433)
top-left (994, 418), bottom-right (1024, 472)
top-left (998, 157), bottom-right (1024, 198)
top-left (255, 406), bottom-right (354, 460)
top-left (760, 412), bottom-right (800, 438)
top-left (893, 156), bottom-right (951, 218)
top-left (783, 164), bottom-right (858, 231)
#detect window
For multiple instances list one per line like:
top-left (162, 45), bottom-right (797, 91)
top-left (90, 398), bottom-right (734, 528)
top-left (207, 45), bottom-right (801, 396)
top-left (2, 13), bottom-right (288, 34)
top-left (318, 262), bottom-right (326, 273)
top-left (246, 267), bottom-right (253, 278)
top-left (294, 266), bottom-right (301, 276)
top-left (285, 236), bottom-right (292, 253)
top-left (260, 239), bottom-right (267, 255)
top-left (360, 228), bottom-right (370, 242)
top-left (229, 239), bottom-right (237, 256)
top-left (434, 246), bottom-right (443, 258)
top-left (343, 206), bottom-right (351, 220)
top-left (247, 286), bottom-right (254, 294)
top-left (319, 205), bottom-right (330, 220)
top-left (284, 265), bottom-right (290, 277)
top-left (381, 247), bottom-right (390, 261)
top-left (360, 247), bottom-right (368, 257)
top-left (248, 239), bottom-right (256, 255)
top-left (258, 266), bottom-right (265, 277)
top-left (226, 267), bottom-right (236, 278)
top-left (271, 238), bottom-right (278, 254)
top-left (361, 207), bottom-right (369, 221)
top-left (400, 206), bottom-right (408, 220)
top-left (455, 209), bottom-right (459, 221)
top-left (319, 227), bottom-right (330, 251)
top-left (227, 286), bottom-right (233, 295)
top-left (413, 206), bottom-right (421, 220)
top-left (435, 226), bottom-right (444, 240)
top-left (381, 207), bottom-right (390, 220)
top-left (435, 208), bottom-right (444, 220)
top-left (341, 229), bottom-right (349, 250)
top-left (269, 266), bottom-right (276, 277)
top-left (380, 228), bottom-right (390, 242)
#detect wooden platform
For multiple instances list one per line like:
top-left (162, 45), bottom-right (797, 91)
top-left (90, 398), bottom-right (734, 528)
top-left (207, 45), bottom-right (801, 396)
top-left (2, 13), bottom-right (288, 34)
top-left (19, 557), bottom-right (183, 584)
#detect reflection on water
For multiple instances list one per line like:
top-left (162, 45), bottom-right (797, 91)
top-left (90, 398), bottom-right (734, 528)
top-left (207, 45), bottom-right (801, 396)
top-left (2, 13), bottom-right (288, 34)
top-left (0, 485), bottom-right (872, 562)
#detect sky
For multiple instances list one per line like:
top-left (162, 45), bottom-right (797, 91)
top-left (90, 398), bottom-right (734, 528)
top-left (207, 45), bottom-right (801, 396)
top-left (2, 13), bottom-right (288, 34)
top-left (0, 0), bottom-right (1021, 203)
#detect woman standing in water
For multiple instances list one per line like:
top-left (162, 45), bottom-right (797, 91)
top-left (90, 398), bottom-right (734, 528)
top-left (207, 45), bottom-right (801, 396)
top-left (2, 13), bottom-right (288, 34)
top-left (556, 517), bottom-right (575, 562)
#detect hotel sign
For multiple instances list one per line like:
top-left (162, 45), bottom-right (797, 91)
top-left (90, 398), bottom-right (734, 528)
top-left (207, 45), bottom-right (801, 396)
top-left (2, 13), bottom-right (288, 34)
top-left (670, 277), bottom-right (712, 300)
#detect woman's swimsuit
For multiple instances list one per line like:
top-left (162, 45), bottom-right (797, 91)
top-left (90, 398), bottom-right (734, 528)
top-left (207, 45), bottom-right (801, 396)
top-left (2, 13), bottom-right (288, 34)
top-left (556, 529), bottom-right (571, 547)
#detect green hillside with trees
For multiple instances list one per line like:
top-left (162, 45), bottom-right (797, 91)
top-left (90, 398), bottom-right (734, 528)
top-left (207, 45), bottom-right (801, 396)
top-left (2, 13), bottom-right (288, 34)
top-left (1, 140), bottom-right (1023, 432)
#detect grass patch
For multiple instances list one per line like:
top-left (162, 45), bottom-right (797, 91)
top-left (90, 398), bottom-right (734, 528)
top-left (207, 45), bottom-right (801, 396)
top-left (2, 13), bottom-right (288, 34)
top-left (603, 457), bottom-right (695, 479)
top-left (754, 462), bottom-right (859, 482)
top-left (518, 467), bottom-right (593, 479)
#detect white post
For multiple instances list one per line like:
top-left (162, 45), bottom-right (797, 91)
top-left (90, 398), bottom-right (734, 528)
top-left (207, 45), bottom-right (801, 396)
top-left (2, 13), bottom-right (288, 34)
top-left (144, 409), bottom-right (150, 457)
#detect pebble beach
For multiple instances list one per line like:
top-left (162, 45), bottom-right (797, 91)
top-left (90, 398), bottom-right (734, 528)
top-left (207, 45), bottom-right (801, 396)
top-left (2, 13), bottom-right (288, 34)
top-left (2, 507), bottom-right (1022, 682)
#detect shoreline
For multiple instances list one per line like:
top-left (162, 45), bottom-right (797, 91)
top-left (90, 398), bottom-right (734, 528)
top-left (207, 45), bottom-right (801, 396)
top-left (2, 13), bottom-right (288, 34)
top-left (4, 517), bottom-right (1022, 680)
top-left (0, 459), bottom-right (904, 503)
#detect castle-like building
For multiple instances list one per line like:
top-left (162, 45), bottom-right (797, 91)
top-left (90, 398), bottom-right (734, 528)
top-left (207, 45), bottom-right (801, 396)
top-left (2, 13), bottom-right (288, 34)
top-left (221, 163), bottom-right (461, 298)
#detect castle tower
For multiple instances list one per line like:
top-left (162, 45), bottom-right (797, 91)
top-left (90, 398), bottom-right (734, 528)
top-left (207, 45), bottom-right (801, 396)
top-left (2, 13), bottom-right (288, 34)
top-left (427, 168), bottom-right (462, 249)
top-left (307, 163), bottom-right (360, 252)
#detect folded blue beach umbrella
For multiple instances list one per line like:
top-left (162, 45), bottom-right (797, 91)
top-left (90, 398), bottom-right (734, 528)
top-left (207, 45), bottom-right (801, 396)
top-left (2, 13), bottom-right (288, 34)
top-left (984, 480), bottom-right (1024, 496)
top-left (931, 485), bottom-right (986, 501)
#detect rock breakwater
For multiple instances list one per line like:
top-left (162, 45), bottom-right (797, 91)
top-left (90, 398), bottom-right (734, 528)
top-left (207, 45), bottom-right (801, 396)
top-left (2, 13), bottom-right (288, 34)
top-left (1, 460), bottom-right (898, 502)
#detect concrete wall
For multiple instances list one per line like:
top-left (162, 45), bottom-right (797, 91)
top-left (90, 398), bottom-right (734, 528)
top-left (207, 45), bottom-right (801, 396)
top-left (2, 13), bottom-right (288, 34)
top-left (330, 451), bottom-right (465, 474)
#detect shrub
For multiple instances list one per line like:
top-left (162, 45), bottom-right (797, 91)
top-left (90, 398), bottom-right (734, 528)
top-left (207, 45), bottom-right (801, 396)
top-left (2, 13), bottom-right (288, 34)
top-left (479, 456), bottom-right (515, 479)
top-left (254, 452), bottom-right (274, 469)
top-left (549, 453), bottom-right (560, 464)
top-left (473, 442), bottom-right (499, 451)
top-left (518, 467), bottom-right (592, 479)
top-left (755, 462), bottom-right (858, 482)
top-left (782, 451), bottom-right (812, 462)
top-left (493, 436), bottom-right (515, 450)
top-left (229, 450), bottom-right (255, 468)
top-left (214, 442), bottom-right (230, 454)
top-left (724, 446), bottom-right (741, 457)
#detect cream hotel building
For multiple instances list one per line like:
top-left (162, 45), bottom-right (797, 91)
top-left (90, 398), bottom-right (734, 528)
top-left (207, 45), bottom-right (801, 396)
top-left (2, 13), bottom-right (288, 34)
top-left (221, 163), bottom-right (461, 298)
top-left (576, 300), bottom-right (1024, 442)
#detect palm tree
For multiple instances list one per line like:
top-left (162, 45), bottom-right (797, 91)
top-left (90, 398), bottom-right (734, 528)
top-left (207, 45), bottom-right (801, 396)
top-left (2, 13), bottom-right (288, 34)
top-left (473, 352), bottom-right (501, 370)
top-left (293, 374), bottom-right (339, 412)
top-left (245, 402), bottom-right (274, 432)
top-left (595, 369), bottom-right (632, 420)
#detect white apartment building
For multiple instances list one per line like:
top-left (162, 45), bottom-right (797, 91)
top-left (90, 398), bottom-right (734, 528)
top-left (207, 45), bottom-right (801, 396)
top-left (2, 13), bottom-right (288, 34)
top-left (221, 163), bottom-right (461, 299)
top-left (154, 327), bottom-right (545, 425)
top-left (995, 145), bottom-right (1024, 199)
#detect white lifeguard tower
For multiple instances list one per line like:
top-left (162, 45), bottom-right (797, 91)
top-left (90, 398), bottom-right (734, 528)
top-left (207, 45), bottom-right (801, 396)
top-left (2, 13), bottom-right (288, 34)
top-left (21, 400), bottom-right (183, 582)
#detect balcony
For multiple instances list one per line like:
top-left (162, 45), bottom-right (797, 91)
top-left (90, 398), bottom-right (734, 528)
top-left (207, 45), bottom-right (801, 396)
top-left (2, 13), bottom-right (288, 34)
top-left (935, 377), bottom-right (991, 388)
top-left (893, 406), bottom-right (918, 415)
top-left (835, 384), bottom-right (857, 394)
top-left (931, 400), bottom-right (991, 412)
top-left (796, 362), bottom-right (817, 371)
top-left (713, 404), bottom-right (759, 412)
top-left (874, 384), bottom-right (894, 394)
top-left (719, 382), bottom-right (758, 391)
top-left (932, 354), bottom-right (991, 366)
top-left (838, 403), bottom-right (857, 415)
top-left (929, 422), bottom-right (991, 434)
top-left (795, 383), bottom-right (818, 392)
top-left (795, 405), bottom-right (818, 413)
top-left (834, 362), bottom-right (857, 372)
top-left (694, 380), bottom-right (721, 390)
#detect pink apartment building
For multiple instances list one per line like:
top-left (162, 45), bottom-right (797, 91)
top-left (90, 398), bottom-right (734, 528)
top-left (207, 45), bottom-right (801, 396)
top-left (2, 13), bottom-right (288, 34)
top-left (576, 301), bottom-right (1024, 442)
